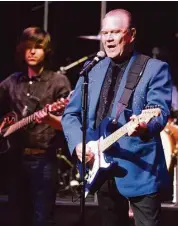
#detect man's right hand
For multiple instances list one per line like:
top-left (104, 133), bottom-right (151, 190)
top-left (75, 142), bottom-right (95, 163)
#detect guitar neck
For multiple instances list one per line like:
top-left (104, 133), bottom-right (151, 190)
top-left (100, 120), bottom-right (132, 153)
top-left (3, 113), bottom-right (36, 137)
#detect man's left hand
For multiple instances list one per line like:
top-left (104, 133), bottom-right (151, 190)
top-left (127, 115), bottom-right (148, 136)
top-left (34, 97), bottom-right (69, 124)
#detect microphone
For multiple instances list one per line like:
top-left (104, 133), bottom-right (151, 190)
top-left (79, 51), bottom-right (105, 75)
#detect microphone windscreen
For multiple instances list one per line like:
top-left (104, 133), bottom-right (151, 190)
top-left (97, 51), bottom-right (106, 58)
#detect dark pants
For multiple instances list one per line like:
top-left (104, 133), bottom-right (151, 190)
top-left (97, 179), bottom-right (161, 226)
top-left (7, 152), bottom-right (58, 226)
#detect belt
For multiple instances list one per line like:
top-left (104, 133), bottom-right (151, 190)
top-left (24, 148), bottom-right (46, 155)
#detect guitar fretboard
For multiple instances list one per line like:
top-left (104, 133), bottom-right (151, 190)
top-left (100, 120), bottom-right (132, 152)
top-left (99, 112), bottom-right (156, 153)
top-left (3, 113), bottom-right (36, 137)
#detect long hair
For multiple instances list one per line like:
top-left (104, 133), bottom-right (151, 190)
top-left (16, 27), bottom-right (52, 70)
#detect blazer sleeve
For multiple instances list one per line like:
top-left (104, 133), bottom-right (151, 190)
top-left (61, 76), bottom-right (84, 155)
top-left (145, 61), bottom-right (172, 136)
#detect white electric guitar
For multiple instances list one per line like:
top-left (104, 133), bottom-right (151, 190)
top-left (77, 107), bottom-right (161, 198)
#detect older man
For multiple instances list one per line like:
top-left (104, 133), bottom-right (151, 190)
top-left (62, 9), bottom-right (172, 226)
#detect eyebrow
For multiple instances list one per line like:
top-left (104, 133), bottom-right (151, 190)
top-left (100, 29), bottom-right (122, 33)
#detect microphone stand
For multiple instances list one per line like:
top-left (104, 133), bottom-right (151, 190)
top-left (59, 53), bottom-right (96, 74)
top-left (79, 69), bottom-right (89, 226)
top-left (77, 51), bottom-right (105, 225)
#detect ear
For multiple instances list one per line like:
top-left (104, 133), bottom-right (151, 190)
top-left (130, 28), bottom-right (136, 43)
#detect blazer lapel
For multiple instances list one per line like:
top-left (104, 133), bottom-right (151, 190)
top-left (88, 57), bottom-right (111, 125)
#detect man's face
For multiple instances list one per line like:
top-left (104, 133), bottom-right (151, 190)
top-left (24, 44), bottom-right (45, 67)
top-left (101, 14), bottom-right (135, 60)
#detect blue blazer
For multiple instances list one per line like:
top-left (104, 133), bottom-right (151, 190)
top-left (62, 52), bottom-right (172, 197)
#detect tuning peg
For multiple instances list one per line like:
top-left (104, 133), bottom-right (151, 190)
top-left (145, 105), bottom-right (158, 109)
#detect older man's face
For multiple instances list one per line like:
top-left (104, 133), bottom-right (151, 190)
top-left (101, 14), bottom-right (135, 60)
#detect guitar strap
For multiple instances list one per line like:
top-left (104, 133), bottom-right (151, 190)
top-left (113, 54), bottom-right (150, 123)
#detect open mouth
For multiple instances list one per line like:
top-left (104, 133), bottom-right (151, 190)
top-left (107, 45), bottom-right (116, 51)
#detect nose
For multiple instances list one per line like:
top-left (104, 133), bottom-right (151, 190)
top-left (106, 33), bottom-right (114, 41)
top-left (30, 48), bottom-right (36, 54)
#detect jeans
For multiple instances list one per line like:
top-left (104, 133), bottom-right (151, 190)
top-left (8, 152), bottom-right (58, 226)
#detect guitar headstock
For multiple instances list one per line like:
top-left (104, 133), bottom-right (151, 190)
top-left (139, 106), bottom-right (161, 123)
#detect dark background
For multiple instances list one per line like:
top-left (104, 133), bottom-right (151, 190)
top-left (0, 1), bottom-right (178, 87)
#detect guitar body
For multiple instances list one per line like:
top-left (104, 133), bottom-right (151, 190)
top-left (0, 137), bottom-right (10, 154)
top-left (0, 112), bottom-right (18, 154)
top-left (77, 117), bottom-right (118, 197)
